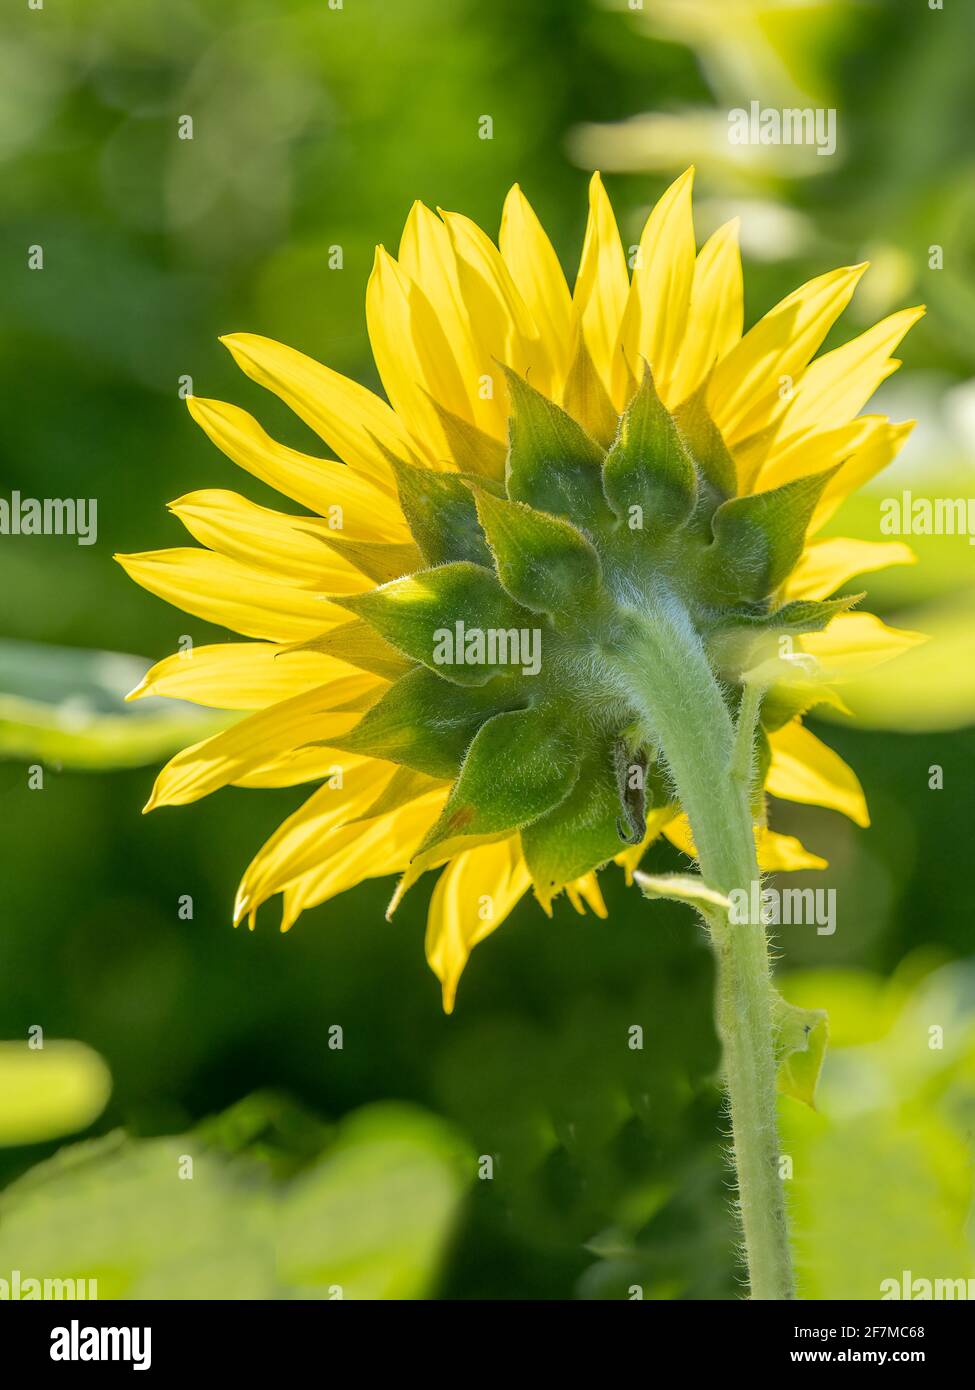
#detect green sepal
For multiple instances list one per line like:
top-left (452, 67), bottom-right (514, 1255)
top-left (426, 395), bottom-right (507, 480)
top-left (319, 535), bottom-right (423, 585)
top-left (473, 488), bottom-right (606, 627)
top-left (332, 666), bottom-right (519, 779)
top-left (389, 456), bottom-right (493, 566)
top-left (416, 705), bottom-right (581, 856)
top-left (698, 467), bottom-right (841, 605)
top-left (772, 990), bottom-right (829, 1109)
top-left (759, 681), bottom-right (850, 732)
top-left (674, 383), bottom-right (737, 497)
top-left (633, 871), bottom-right (730, 915)
top-left (602, 366), bottom-right (698, 536)
top-left (284, 619), bottom-right (412, 682)
top-left (715, 593), bottom-right (863, 638)
top-left (522, 740), bottom-right (624, 910)
top-left (707, 594), bottom-right (862, 679)
top-left (502, 366), bottom-right (610, 524)
top-left (334, 562), bottom-right (536, 687)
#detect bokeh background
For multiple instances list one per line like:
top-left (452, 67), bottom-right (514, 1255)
top-left (2, 0), bottom-right (975, 1299)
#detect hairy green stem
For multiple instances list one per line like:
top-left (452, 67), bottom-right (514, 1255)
top-left (608, 592), bottom-right (795, 1300)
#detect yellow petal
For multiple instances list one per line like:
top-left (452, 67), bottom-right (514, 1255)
top-left (397, 201), bottom-right (496, 437)
top-left (785, 537), bottom-right (916, 601)
top-left (565, 872), bottom-right (609, 918)
top-left (800, 612), bottom-right (927, 680)
top-left (115, 549), bottom-right (349, 642)
top-left (221, 332), bottom-right (422, 487)
top-left (425, 836), bottom-right (531, 1013)
top-left (772, 306), bottom-right (925, 442)
top-left (185, 396), bottom-right (409, 538)
top-left (561, 329), bottom-right (619, 444)
top-left (663, 814), bottom-right (828, 872)
top-left (235, 757), bottom-right (399, 922)
top-left (810, 420), bottom-right (916, 532)
top-left (500, 183), bottom-right (575, 386)
top-left (754, 827), bottom-right (828, 873)
top-left (668, 217), bottom-right (743, 406)
top-left (144, 674), bottom-right (383, 810)
top-left (708, 264), bottom-right (867, 445)
top-left (279, 787), bottom-right (449, 932)
top-left (573, 172), bottom-right (629, 402)
top-left (823, 591), bottom-right (975, 732)
top-left (767, 722), bottom-right (870, 827)
top-left (748, 412), bottom-right (883, 493)
top-left (615, 167), bottom-right (696, 407)
top-left (441, 207), bottom-right (555, 399)
top-left (168, 490), bottom-right (370, 591)
top-left (234, 745), bottom-right (364, 789)
top-left (366, 246), bottom-right (473, 460)
top-left (128, 642), bottom-right (352, 710)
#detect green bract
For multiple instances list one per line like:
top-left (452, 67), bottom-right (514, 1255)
top-left (334, 367), bottom-right (851, 906)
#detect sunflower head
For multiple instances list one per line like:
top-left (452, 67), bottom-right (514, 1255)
top-left (118, 169), bottom-right (923, 1009)
top-left (327, 357), bottom-right (858, 910)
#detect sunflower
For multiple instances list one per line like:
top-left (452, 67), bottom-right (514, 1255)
top-left (118, 169), bottom-right (923, 1015)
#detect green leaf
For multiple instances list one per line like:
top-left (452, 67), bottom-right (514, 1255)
top-left (335, 562), bottom-right (537, 687)
top-left (674, 383), bottom-right (737, 497)
top-left (603, 367), bottom-right (698, 535)
top-left (473, 488), bottom-right (606, 627)
top-left (772, 990), bottom-right (829, 1109)
top-left (521, 741), bottom-right (624, 909)
top-left (276, 1103), bottom-right (473, 1298)
top-left (333, 666), bottom-right (519, 778)
top-left (0, 1097), bottom-right (472, 1299)
top-left (418, 705), bottom-right (581, 854)
top-left (633, 872), bottom-right (731, 915)
top-left (319, 535), bottom-right (423, 584)
top-left (0, 640), bottom-right (229, 771)
top-left (698, 467), bottom-right (840, 605)
top-left (389, 456), bottom-right (493, 566)
top-left (502, 366), bottom-right (610, 523)
top-left (287, 619), bottom-right (412, 681)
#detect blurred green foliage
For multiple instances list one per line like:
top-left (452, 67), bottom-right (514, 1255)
top-left (0, 1095), bottom-right (471, 1298)
top-left (2, 0), bottom-right (974, 1298)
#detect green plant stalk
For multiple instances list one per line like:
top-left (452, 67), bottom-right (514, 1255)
top-left (607, 589), bottom-right (795, 1300)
